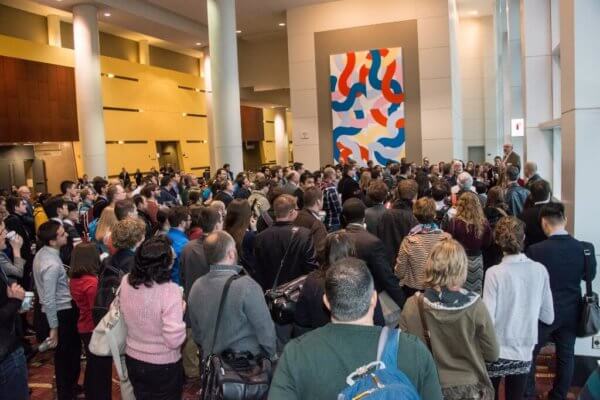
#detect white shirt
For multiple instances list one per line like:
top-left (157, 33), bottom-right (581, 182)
top-left (483, 254), bottom-right (554, 361)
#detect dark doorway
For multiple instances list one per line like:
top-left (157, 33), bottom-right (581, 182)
top-left (155, 141), bottom-right (181, 172)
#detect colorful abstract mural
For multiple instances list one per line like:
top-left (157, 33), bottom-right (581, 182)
top-left (330, 48), bottom-right (405, 166)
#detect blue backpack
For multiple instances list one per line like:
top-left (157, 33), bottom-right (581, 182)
top-left (338, 327), bottom-right (421, 400)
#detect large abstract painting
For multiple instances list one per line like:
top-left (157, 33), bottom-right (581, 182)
top-left (330, 48), bottom-right (405, 166)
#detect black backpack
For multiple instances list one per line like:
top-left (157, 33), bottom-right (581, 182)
top-left (92, 258), bottom-right (125, 325)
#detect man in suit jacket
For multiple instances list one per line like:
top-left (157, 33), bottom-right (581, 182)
top-left (118, 167), bottom-right (131, 187)
top-left (525, 202), bottom-right (597, 399)
top-left (365, 180), bottom-right (388, 235)
top-left (294, 187), bottom-right (327, 263)
top-left (282, 171), bottom-right (300, 196)
top-left (254, 194), bottom-right (318, 291)
top-left (524, 161), bottom-right (542, 191)
top-left (502, 143), bottom-right (521, 171)
top-left (519, 179), bottom-right (552, 249)
top-left (377, 180), bottom-right (419, 262)
top-left (342, 198), bottom-right (405, 308)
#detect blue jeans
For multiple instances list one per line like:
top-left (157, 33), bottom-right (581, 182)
top-left (0, 347), bottom-right (29, 400)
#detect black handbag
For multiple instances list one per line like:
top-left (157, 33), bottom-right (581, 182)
top-left (264, 227), bottom-right (307, 324)
top-left (577, 246), bottom-right (600, 338)
top-left (201, 274), bottom-right (272, 400)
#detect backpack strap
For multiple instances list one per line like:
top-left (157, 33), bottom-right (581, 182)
top-left (379, 328), bottom-right (400, 371)
top-left (270, 227), bottom-right (299, 290)
top-left (376, 326), bottom-right (390, 361)
top-left (209, 274), bottom-right (241, 354)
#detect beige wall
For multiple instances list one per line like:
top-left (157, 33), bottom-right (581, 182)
top-left (287, 0), bottom-right (460, 170)
top-left (458, 16), bottom-right (496, 161)
top-left (238, 35), bottom-right (289, 91)
top-left (314, 20), bottom-right (422, 166)
top-left (34, 142), bottom-right (78, 193)
top-left (0, 4), bottom-right (47, 44)
top-left (149, 45), bottom-right (199, 76)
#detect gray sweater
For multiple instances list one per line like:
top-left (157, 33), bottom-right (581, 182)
top-left (0, 253), bottom-right (24, 279)
top-left (188, 264), bottom-right (276, 357)
top-left (32, 246), bottom-right (72, 328)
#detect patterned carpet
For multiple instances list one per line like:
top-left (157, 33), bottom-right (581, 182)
top-left (27, 343), bottom-right (580, 400)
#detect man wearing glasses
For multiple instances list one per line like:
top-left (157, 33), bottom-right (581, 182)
top-left (33, 221), bottom-right (81, 400)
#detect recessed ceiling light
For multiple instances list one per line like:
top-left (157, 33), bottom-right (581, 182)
top-left (236, 30), bottom-right (242, 34)
top-left (468, 10), bottom-right (478, 16)
top-left (278, 22), bottom-right (286, 27)
top-left (195, 42), bottom-right (202, 46)
top-left (107, 73), bottom-right (115, 78)
top-left (103, 12), bottom-right (111, 17)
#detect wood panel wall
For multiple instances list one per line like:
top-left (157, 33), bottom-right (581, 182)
top-left (0, 55), bottom-right (78, 142)
top-left (240, 105), bottom-right (264, 142)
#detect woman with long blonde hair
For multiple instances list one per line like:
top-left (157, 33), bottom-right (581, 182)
top-left (358, 170), bottom-right (372, 196)
top-left (400, 239), bottom-right (499, 399)
top-left (445, 192), bottom-right (491, 293)
top-left (94, 206), bottom-right (118, 252)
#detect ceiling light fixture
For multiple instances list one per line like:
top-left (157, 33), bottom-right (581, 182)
top-left (278, 22), bottom-right (286, 27)
top-left (104, 12), bottom-right (111, 17)
top-left (107, 73), bottom-right (115, 78)
top-left (468, 10), bottom-right (478, 16)
top-left (236, 30), bottom-right (242, 34)
top-left (195, 42), bottom-right (202, 46)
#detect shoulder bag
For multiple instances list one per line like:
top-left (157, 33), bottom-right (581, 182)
top-left (202, 274), bottom-right (272, 400)
top-left (89, 279), bottom-right (135, 400)
top-left (577, 246), bottom-right (600, 337)
top-left (264, 227), bottom-right (307, 324)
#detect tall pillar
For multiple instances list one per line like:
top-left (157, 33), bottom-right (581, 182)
top-left (73, 4), bottom-right (107, 178)
top-left (206, 0), bottom-right (243, 174)
top-left (561, 0), bottom-right (600, 357)
top-left (520, 0), bottom-right (553, 181)
top-left (47, 15), bottom-right (61, 47)
top-left (138, 39), bottom-right (149, 65)
top-left (273, 108), bottom-right (289, 166)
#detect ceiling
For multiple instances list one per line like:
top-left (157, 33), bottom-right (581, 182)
top-left (3, 0), bottom-right (341, 55)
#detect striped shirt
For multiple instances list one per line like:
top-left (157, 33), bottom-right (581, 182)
top-left (395, 225), bottom-right (450, 290)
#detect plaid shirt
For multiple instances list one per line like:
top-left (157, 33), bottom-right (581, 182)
top-left (321, 182), bottom-right (342, 230)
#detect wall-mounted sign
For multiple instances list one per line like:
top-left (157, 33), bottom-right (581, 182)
top-left (511, 118), bottom-right (524, 137)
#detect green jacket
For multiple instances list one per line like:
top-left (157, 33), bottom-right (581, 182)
top-left (268, 323), bottom-right (443, 400)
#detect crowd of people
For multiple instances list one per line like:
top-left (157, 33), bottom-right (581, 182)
top-left (0, 142), bottom-right (597, 400)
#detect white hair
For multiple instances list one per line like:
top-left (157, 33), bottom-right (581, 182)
top-left (457, 172), bottom-right (473, 190)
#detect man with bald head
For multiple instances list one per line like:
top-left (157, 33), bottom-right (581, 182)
top-left (524, 161), bottom-right (541, 191)
top-left (282, 171), bottom-right (300, 196)
top-left (502, 143), bottom-right (521, 171)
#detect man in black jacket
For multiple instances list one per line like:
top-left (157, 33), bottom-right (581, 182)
top-left (254, 194), bottom-right (318, 292)
top-left (525, 203), bottom-right (597, 400)
top-left (92, 177), bottom-right (109, 220)
top-left (337, 163), bottom-right (362, 204)
top-left (4, 197), bottom-right (35, 290)
top-left (294, 187), bottom-right (327, 263)
top-left (376, 179), bottom-right (419, 262)
top-left (519, 179), bottom-right (552, 250)
top-left (342, 199), bottom-right (405, 309)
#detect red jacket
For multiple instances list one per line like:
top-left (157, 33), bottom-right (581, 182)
top-left (69, 275), bottom-right (98, 333)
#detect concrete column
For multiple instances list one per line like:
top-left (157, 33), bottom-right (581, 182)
top-left (561, 0), bottom-right (600, 358)
top-left (138, 39), bottom-right (149, 65)
top-left (520, 0), bottom-right (553, 181)
top-left (202, 52), bottom-right (216, 173)
top-left (273, 108), bottom-right (289, 166)
top-left (206, 0), bottom-right (243, 174)
top-left (72, 4), bottom-right (107, 178)
top-left (47, 15), bottom-right (61, 47)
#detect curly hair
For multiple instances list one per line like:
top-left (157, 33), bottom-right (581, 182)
top-left (128, 236), bottom-right (174, 288)
top-left (455, 192), bottom-right (487, 238)
top-left (112, 218), bottom-right (146, 250)
top-left (494, 216), bottom-right (525, 255)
